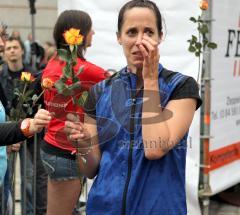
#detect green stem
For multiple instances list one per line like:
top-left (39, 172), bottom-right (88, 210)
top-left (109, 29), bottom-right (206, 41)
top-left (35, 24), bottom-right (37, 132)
top-left (197, 22), bottom-right (201, 83)
top-left (33, 89), bottom-right (45, 106)
top-left (22, 82), bottom-right (27, 96)
top-left (17, 82), bottom-right (28, 119)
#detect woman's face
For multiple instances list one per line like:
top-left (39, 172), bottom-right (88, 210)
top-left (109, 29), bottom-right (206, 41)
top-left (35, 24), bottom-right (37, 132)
top-left (117, 7), bottom-right (161, 71)
top-left (85, 28), bottom-right (95, 48)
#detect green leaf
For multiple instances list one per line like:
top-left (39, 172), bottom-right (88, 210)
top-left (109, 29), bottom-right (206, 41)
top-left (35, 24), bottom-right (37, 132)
top-left (187, 40), bottom-right (194, 47)
top-left (14, 91), bottom-right (21, 97)
top-left (57, 49), bottom-right (70, 62)
top-left (55, 79), bottom-right (66, 94)
top-left (195, 51), bottom-right (201, 57)
top-left (77, 91), bottom-right (88, 106)
top-left (24, 89), bottom-right (34, 97)
top-left (191, 35), bottom-right (198, 42)
top-left (61, 76), bottom-right (68, 83)
top-left (63, 65), bottom-right (72, 79)
top-left (72, 61), bottom-right (77, 67)
top-left (72, 76), bottom-right (79, 84)
top-left (207, 42), bottom-right (217, 49)
top-left (190, 17), bottom-right (197, 23)
top-left (76, 65), bottom-right (84, 77)
top-left (198, 24), bottom-right (209, 34)
top-left (24, 97), bottom-right (33, 103)
top-left (68, 82), bottom-right (81, 92)
top-left (32, 94), bottom-right (38, 101)
top-left (195, 42), bottom-right (202, 50)
top-left (188, 46), bottom-right (196, 52)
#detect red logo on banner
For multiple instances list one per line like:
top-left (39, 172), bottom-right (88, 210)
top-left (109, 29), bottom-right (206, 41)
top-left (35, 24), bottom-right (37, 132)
top-left (233, 60), bottom-right (240, 77)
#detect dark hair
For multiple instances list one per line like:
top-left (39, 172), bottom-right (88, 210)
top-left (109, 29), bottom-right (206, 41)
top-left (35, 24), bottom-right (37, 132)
top-left (5, 36), bottom-right (25, 52)
top-left (53, 10), bottom-right (92, 59)
top-left (117, 0), bottom-right (162, 35)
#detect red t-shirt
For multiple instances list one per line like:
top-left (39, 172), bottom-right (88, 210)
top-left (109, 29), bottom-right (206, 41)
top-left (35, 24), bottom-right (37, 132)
top-left (42, 57), bottom-right (105, 153)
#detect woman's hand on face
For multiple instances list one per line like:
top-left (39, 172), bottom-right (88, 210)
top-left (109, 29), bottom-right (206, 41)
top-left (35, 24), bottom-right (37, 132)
top-left (138, 34), bottom-right (160, 81)
top-left (30, 109), bottom-right (52, 134)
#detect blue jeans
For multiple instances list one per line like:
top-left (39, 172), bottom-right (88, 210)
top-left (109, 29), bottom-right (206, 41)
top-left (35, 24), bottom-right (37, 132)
top-left (40, 149), bottom-right (81, 181)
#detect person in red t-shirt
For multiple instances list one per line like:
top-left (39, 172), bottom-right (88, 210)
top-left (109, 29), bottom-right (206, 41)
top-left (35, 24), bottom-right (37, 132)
top-left (40, 10), bottom-right (106, 215)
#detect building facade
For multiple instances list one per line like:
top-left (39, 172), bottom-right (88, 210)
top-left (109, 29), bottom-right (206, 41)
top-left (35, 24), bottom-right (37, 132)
top-left (0, 0), bottom-right (57, 44)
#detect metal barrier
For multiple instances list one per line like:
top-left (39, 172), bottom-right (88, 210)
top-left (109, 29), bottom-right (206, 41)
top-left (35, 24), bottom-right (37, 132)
top-left (0, 133), bottom-right (88, 215)
top-left (0, 133), bottom-right (48, 215)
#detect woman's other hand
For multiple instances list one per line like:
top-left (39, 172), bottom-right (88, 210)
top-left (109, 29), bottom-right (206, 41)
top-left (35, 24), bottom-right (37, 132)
top-left (64, 113), bottom-right (90, 145)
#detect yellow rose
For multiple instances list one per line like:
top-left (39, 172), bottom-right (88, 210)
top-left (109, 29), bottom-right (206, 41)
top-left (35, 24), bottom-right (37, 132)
top-left (42, 78), bottom-right (54, 90)
top-left (63, 28), bottom-right (84, 45)
top-left (21, 72), bottom-right (35, 82)
top-left (199, 0), bottom-right (208, 10)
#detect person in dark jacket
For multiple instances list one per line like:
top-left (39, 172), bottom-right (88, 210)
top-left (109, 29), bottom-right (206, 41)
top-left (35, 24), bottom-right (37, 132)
top-left (0, 35), bottom-right (49, 215)
top-left (0, 109), bottom-right (51, 146)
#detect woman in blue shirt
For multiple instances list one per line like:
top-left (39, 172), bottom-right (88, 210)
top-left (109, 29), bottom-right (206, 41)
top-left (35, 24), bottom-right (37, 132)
top-left (65, 0), bottom-right (202, 214)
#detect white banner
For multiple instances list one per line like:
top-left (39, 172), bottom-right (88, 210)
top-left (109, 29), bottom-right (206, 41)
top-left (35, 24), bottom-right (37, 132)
top-left (209, 0), bottom-right (240, 194)
top-left (58, 1), bottom-right (201, 214)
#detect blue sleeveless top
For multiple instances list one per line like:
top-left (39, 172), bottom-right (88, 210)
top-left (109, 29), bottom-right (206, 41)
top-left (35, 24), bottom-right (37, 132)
top-left (86, 64), bottom-right (196, 215)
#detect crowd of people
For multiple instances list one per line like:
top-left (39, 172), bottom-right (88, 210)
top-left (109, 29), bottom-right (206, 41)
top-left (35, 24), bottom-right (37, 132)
top-left (0, 20), bottom-right (55, 215)
top-left (0, 0), bottom-right (201, 214)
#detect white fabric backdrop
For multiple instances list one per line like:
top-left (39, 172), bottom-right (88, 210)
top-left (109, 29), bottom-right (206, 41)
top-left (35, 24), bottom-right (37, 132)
top-left (58, 1), bottom-right (201, 214)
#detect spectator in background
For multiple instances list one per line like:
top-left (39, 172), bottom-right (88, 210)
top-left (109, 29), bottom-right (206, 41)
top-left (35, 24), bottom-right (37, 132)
top-left (11, 29), bottom-right (21, 40)
top-left (31, 41), bottom-right (45, 70)
top-left (1, 36), bottom-right (35, 214)
top-left (0, 36), bottom-right (36, 114)
top-left (0, 23), bottom-right (8, 67)
top-left (0, 26), bottom-right (49, 213)
top-left (23, 32), bottom-right (46, 70)
top-left (0, 24), bottom-right (7, 52)
top-left (0, 23), bottom-right (9, 212)
top-left (45, 45), bottom-right (56, 62)
top-left (24, 33), bottom-right (33, 66)
top-left (43, 41), bottom-right (54, 52)
top-left (0, 36), bottom-right (47, 215)
top-left (41, 41), bottom-right (56, 69)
